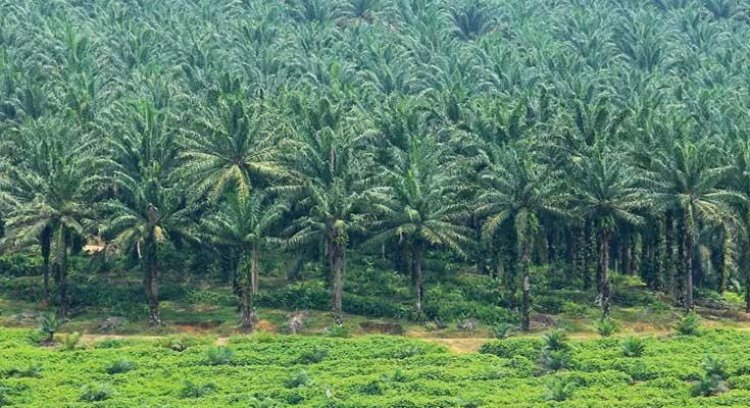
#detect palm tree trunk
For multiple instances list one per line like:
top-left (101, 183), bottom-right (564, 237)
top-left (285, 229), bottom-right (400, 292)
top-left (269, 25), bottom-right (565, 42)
top-left (240, 245), bottom-right (258, 331)
top-left (57, 231), bottom-right (69, 318)
top-left (144, 235), bottom-right (161, 326)
top-left (597, 230), bottom-right (611, 316)
top-left (413, 242), bottom-right (424, 318)
top-left (665, 211), bottom-right (675, 296)
top-left (684, 223), bottom-right (694, 311)
top-left (251, 244), bottom-right (259, 296)
top-left (328, 226), bottom-right (346, 325)
top-left (40, 227), bottom-right (52, 304)
top-left (521, 236), bottom-right (532, 332)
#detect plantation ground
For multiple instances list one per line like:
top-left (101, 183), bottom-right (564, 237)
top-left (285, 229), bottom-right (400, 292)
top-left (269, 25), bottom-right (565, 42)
top-left (3, 327), bottom-right (750, 407)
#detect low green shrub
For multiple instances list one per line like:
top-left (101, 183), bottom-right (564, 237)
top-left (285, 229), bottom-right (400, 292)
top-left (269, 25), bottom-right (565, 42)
top-left (298, 346), bottom-right (328, 364)
top-left (676, 312), bottom-right (701, 336)
top-left (204, 347), bottom-right (234, 366)
top-left (106, 360), bottom-right (135, 375)
top-left (284, 370), bottom-right (312, 389)
top-left (180, 381), bottom-right (217, 398)
top-left (325, 325), bottom-right (351, 338)
top-left (37, 313), bottom-right (58, 343)
top-left (544, 377), bottom-right (577, 401)
top-left (80, 383), bottom-right (114, 402)
top-left (158, 335), bottom-right (203, 352)
top-left (621, 337), bottom-right (645, 358)
top-left (596, 317), bottom-right (618, 337)
top-left (493, 322), bottom-right (515, 339)
top-left (4, 363), bottom-right (42, 379)
top-left (62, 332), bottom-right (81, 351)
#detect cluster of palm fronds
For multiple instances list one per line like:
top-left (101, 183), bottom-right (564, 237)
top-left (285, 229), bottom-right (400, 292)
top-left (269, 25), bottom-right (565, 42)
top-left (2, 0), bottom-right (750, 329)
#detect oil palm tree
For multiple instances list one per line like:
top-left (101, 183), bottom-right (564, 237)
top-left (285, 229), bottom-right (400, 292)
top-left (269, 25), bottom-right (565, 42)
top-left (0, 120), bottom-right (94, 314)
top-left (369, 136), bottom-right (473, 317)
top-left (477, 143), bottom-right (566, 330)
top-left (99, 99), bottom-right (195, 325)
top-left (282, 96), bottom-right (384, 325)
top-left (572, 148), bottom-right (644, 316)
top-left (637, 138), bottom-right (739, 310)
top-left (201, 191), bottom-right (286, 330)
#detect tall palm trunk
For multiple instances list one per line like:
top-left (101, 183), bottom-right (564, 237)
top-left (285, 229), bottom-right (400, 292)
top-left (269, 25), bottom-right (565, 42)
top-left (328, 223), bottom-right (346, 325)
top-left (144, 234), bottom-right (161, 326)
top-left (240, 244), bottom-right (258, 331)
top-left (57, 231), bottom-right (70, 317)
top-left (40, 227), bottom-right (52, 304)
top-left (597, 230), bottom-right (612, 316)
top-left (683, 216), bottom-right (694, 311)
top-left (665, 211), bottom-right (675, 295)
top-left (251, 243), bottom-right (260, 296)
top-left (413, 242), bottom-right (424, 317)
top-left (520, 235), bottom-right (532, 332)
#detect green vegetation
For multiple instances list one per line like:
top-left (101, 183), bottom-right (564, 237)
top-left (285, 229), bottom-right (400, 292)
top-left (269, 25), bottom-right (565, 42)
top-left (1, 328), bottom-right (750, 406)
top-left (2, 0), bottom-right (750, 404)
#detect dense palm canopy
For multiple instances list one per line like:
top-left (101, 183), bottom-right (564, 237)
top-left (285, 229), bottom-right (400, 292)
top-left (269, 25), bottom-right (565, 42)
top-left (2, 0), bottom-right (750, 329)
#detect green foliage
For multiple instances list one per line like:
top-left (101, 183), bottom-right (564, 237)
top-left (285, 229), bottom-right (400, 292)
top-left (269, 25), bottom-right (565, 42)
top-left (0, 328), bottom-right (749, 406)
top-left (493, 322), bottom-right (515, 339)
top-left (596, 318), bottom-right (618, 337)
top-left (37, 313), bottom-right (58, 343)
top-left (4, 363), bottom-right (42, 379)
top-left (284, 370), bottom-right (312, 389)
top-left (542, 330), bottom-right (569, 352)
top-left (180, 381), bottom-right (217, 399)
top-left (80, 383), bottom-right (114, 402)
top-left (105, 360), bottom-right (135, 375)
top-left (544, 377), bottom-right (577, 402)
top-left (621, 337), bottom-right (646, 358)
top-left (676, 312), bottom-right (701, 336)
top-left (61, 332), bottom-right (81, 351)
top-left (204, 347), bottom-right (235, 366)
top-left (158, 336), bottom-right (204, 352)
top-left (0, 255), bottom-right (40, 277)
top-left (298, 346), bottom-right (329, 364)
top-left (325, 325), bottom-right (351, 338)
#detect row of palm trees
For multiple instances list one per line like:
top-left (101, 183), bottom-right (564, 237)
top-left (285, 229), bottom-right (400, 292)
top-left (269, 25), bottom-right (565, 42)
top-left (1, 0), bottom-right (750, 330)
top-left (2, 89), bottom-right (750, 330)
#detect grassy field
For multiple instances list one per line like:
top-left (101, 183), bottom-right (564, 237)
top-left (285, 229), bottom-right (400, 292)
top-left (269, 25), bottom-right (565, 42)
top-left (2, 325), bottom-right (750, 407)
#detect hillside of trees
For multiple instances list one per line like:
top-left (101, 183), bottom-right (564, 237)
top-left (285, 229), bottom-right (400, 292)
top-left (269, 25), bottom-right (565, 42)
top-left (2, 0), bottom-right (750, 332)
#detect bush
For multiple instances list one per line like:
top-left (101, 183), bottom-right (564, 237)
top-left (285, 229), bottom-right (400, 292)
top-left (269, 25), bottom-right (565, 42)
top-left (621, 337), bottom-right (645, 358)
top-left (106, 360), bottom-right (135, 375)
top-left (703, 355), bottom-right (728, 380)
top-left (691, 374), bottom-right (727, 397)
top-left (204, 347), bottom-right (234, 366)
top-left (284, 370), bottom-right (312, 389)
top-left (534, 296), bottom-right (565, 314)
top-left (691, 355), bottom-right (729, 397)
top-left (62, 332), bottom-right (82, 351)
top-left (158, 335), bottom-right (202, 352)
top-left (540, 330), bottom-right (571, 373)
top-left (493, 323), bottom-right (515, 339)
top-left (298, 346), bottom-right (329, 364)
top-left (676, 312), bottom-right (700, 336)
top-left (542, 330), bottom-right (569, 352)
top-left (180, 381), bottom-right (217, 398)
top-left (596, 318), bottom-right (618, 337)
top-left (325, 325), bottom-right (351, 338)
top-left (5, 363), bottom-right (42, 378)
top-left (0, 255), bottom-right (41, 277)
top-left (544, 377), bottom-right (577, 401)
top-left (359, 380), bottom-right (384, 395)
top-left (38, 313), bottom-right (58, 343)
top-left (80, 383), bottom-right (114, 402)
